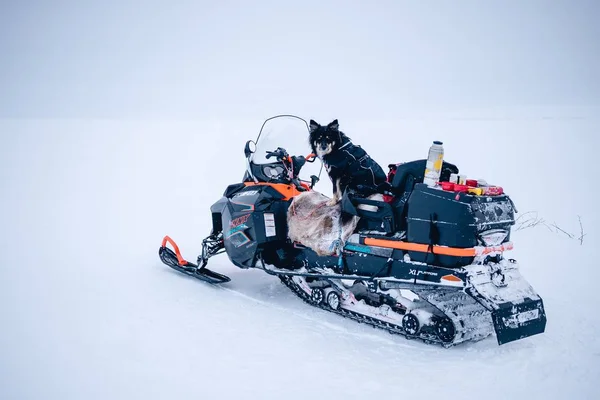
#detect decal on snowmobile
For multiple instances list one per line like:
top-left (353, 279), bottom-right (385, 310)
top-left (441, 274), bottom-right (463, 283)
top-left (229, 214), bottom-right (251, 228)
top-left (229, 198), bottom-right (255, 211)
top-left (227, 231), bottom-right (251, 248)
top-left (263, 213), bottom-right (276, 237)
top-left (225, 224), bottom-right (248, 238)
top-left (409, 269), bottom-right (438, 277)
top-left (158, 114), bottom-right (547, 348)
top-left (233, 190), bottom-right (260, 198)
top-left (344, 243), bottom-right (372, 254)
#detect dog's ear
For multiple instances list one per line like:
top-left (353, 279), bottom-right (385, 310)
top-left (309, 120), bottom-right (320, 133)
top-left (327, 119), bottom-right (339, 131)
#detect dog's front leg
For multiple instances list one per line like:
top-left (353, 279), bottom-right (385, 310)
top-left (327, 178), bottom-right (341, 206)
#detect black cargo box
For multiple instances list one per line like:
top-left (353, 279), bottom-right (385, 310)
top-left (406, 183), bottom-right (516, 268)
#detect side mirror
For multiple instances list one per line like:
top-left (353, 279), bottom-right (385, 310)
top-left (244, 140), bottom-right (256, 158)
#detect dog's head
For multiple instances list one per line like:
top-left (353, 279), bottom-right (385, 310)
top-left (308, 119), bottom-right (349, 159)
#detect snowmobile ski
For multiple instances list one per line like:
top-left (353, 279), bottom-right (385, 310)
top-left (159, 236), bottom-right (230, 284)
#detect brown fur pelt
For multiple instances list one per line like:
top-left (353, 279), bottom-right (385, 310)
top-left (287, 191), bottom-right (360, 256)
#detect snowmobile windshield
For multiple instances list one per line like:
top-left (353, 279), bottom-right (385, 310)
top-left (251, 115), bottom-right (323, 185)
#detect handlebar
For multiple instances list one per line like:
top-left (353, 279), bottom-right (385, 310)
top-left (263, 148), bottom-right (321, 189)
top-left (265, 147), bottom-right (289, 161)
top-left (265, 148), bottom-right (317, 164)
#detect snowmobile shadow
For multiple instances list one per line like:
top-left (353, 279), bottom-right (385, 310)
top-left (193, 268), bottom-right (456, 352)
top-left (249, 275), bottom-right (542, 356)
top-left (156, 259), bottom-right (538, 357)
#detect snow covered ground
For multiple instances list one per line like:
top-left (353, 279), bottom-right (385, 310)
top-left (2, 1), bottom-right (599, 399)
top-left (1, 111), bottom-right (598, 400)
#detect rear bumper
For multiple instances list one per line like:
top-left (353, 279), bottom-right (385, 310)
top-left (492, 298), bottom-right (547, 345)
top-left (466, 259), bottom-right (547, 345)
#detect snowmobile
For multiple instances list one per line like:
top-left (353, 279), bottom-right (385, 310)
top-left (158, 114), bottom-right (547, 347)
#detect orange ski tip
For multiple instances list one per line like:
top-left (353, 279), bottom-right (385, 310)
top-left (306, 153), bottom-right (316, 160)
top-left (161, 235), bottom-right (172, 248)
top-left (161, 235), bottom-right (188, 266)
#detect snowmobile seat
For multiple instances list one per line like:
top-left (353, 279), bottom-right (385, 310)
top-left (341, 191), bottom-right (395, 234)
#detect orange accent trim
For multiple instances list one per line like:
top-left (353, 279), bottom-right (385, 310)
top-left (363, 238), bottom-right (513, 257)
top-left (442, 274), bottom-right (463, 282)
top-left (306, 153), bottom-right (316, 161)
top-left (161, 235), bottom-right (189, 266)
top-left (244, 182), bottom-right (305, 201)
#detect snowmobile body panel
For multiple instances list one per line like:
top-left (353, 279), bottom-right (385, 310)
top-left (211, 184), bottom-right (294, 269)
top-left (287, 240), bottom-right (468, 289)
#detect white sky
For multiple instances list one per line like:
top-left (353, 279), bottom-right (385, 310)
top-left (1, 0), bottom-right (599, 119)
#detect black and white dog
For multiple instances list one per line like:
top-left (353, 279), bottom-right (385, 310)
top-left (309, 119), bottom-right (388, 206)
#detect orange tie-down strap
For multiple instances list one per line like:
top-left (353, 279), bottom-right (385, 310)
top-left (363, 238), bottom-right (513, 257)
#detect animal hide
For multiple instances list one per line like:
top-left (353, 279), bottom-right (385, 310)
top-left (287, 191), bottom-right (361, 256)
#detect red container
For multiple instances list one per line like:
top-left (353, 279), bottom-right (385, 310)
top-left (441, 182), bottom-right (455, 191)
top-left (453, 184), bottom-right (469, 193)
top-left (483, 186), bottom-right (504, 195)
top-left (466, 179), bottom-right (478, 187)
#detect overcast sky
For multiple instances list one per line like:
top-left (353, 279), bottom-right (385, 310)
top-left (1, 0), bottom-right (598, 119)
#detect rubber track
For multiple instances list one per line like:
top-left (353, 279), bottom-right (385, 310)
top-left (277, 275), bottom-right (452, 347)
top-left (411, 288), bottom-right (495, 345)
